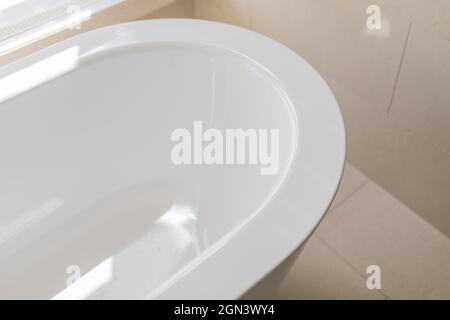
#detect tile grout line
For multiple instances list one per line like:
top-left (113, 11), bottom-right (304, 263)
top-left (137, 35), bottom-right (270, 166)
top-left (387, 21), bottom-right (412, 114)
top-left (344, 169), bottom-right (450, 242)
top-left (314, 233), bottom-right (390, 299)
top-left (327, 179), bottom-right (370, 213)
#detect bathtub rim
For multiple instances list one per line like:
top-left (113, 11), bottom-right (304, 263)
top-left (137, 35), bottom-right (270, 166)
top-left (0, 19), bottom-right (346, 299)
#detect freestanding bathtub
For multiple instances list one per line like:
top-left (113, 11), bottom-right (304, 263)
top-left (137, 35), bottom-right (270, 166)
top-left (0, 19), bottom-right (345, 299)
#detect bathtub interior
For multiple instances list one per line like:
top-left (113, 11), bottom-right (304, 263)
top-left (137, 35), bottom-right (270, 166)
top-left (0, 43), bottom-right (297, 299)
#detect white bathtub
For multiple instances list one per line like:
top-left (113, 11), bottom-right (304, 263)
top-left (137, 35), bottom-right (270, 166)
top-left (0, 19), bottom-right (345, 299)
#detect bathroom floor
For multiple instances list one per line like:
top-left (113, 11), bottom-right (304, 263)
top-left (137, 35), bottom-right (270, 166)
top-left (273, 163), bottom-right (450, 300)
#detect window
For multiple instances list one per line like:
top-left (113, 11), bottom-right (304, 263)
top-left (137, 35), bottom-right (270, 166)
top-left (0, 0), bottom-right (125, 55)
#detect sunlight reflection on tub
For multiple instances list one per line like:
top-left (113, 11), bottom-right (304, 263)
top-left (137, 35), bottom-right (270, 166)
top-left (52, 257), bottom-right (113, 300)
top-left (52, 202), bottom-right (202, 300)
top-left (0, 197), bottom-right (64, 246)
top-left (0, 46), bottom-right (79, 103)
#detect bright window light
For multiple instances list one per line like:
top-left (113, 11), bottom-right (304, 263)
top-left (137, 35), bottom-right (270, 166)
top-left (52, 257), bottom-right (114, 300)
top-left (0, 0), bottom-right (28, 11)
top-left (0, 0), bottom-right (125, 56)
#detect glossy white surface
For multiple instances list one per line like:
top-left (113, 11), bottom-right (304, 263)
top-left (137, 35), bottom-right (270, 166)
top-left (0, 19), bottom-right (345, 299)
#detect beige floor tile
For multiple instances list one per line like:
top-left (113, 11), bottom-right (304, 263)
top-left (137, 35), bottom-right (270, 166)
top-left (330, 163), bottom-right (368, 210)
top-left (317, 182), bottom-right (450, 299)
top-left (391, 24), bottom-right (450, 154)
top-left (274, 235), bottom-right (385, 300)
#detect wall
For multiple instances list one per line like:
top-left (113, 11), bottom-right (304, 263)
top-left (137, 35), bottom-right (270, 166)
top-left (193, 0), bottom-right (450, 237)
top-left (0, 0), bottom-right (194, 66)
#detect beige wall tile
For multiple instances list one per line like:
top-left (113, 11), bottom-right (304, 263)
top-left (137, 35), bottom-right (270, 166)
top-left (248, 0), bottom-right (410, 112)
top-left (390, 24), bottom-right (450, 153)
top-left (194, 0), bottom-right (250, 28)
top-left (330, 163), bottom-right (368, 210)
top-left (274, 235), bottom-right (385, 299)
top-left (370, 0), bottom-right (450, 41)
top-left (143, 0), bottom-right (194, 19)
top-left (316, 182), bottom-right (450, 299)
